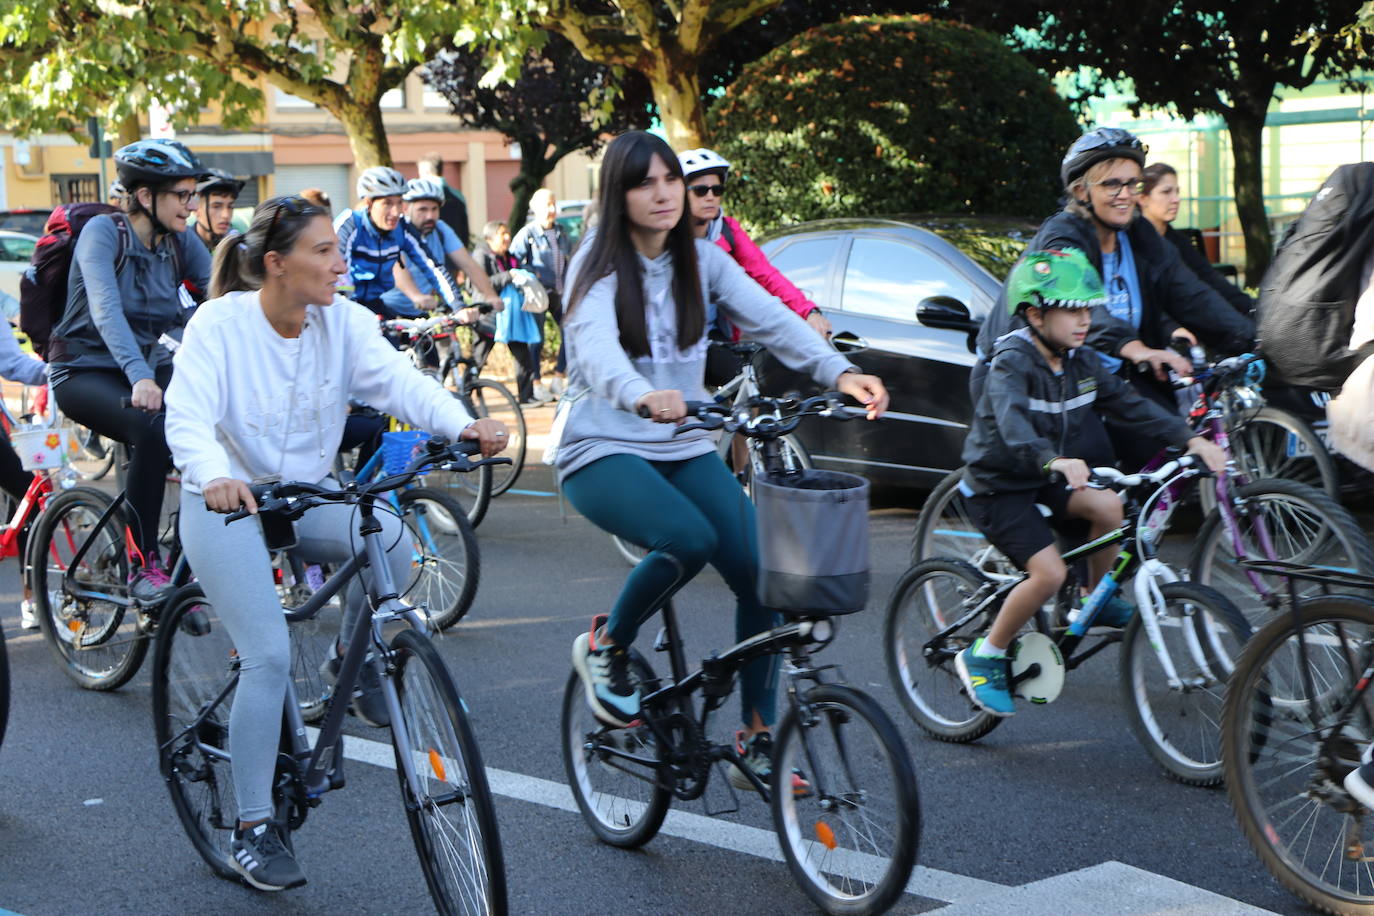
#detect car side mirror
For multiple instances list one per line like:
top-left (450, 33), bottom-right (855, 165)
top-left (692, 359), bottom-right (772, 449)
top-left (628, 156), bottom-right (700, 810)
top-left (916, 296), bottom-right (979, 333)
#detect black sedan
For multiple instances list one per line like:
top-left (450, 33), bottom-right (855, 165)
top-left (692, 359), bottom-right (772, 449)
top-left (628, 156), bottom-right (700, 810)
top-left (754, 215), bottom-right (1037, 492)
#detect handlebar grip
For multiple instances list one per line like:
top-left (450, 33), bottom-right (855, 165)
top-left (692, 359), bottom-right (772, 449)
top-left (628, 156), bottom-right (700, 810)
top-left (478, 303), bottom-right (494, 314)
top-left (637, 405), bottom-right (652, 419)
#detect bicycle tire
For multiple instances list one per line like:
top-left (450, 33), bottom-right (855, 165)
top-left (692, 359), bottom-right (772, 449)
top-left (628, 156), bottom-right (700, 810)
top-left (277, 555), bottom-right (336, 725)
top-left (1223, 596), bottom-right (1374, 915)
top-left (884, 559), bottom-right (1003, 742)
top-left (561, 650), bottom-right (671, 848)
top-left (1118, 581), bottom-right (1251, 786)
top-left (398, 487), bottom-right (481, 629)
top-left (1223, 405), bottom-right (1340, 503)
top-left (910, 468), bottom-right (1015, 579)
top-left (468, 378), bottom-right (527, 497)
top-left (30, 486), bottom-right (148, 691)
top-left (1190, 478), bottom-right (1374, 631)
top-left (772, 683), bottom-right (921, 915)
top-left (389, 627), bottom-right (507, 915)
top-left (151, 584), bottom-right (241, 882)
top-left (65, 422), bottom-right (114, 481)
top-left (0, 618), bottom-right (8, 751)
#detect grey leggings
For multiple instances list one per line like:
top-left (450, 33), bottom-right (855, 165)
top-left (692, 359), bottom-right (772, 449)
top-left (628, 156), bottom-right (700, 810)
top-left (178, 484), bottom-right (413, 823)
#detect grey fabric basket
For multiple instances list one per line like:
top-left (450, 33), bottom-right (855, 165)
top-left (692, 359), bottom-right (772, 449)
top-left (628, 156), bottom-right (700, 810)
top-left (754, 469), bottom-right (870, 615)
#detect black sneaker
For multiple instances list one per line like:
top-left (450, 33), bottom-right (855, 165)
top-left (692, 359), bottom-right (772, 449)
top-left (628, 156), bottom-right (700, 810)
top-left (319, 649), bottom-right (390, 728)
top-left (727, 731), bottom-right (811, 797)
top-left (230, 821), bottom-right (306, 891)
top-left (571, 614), bottom-right (641, 727)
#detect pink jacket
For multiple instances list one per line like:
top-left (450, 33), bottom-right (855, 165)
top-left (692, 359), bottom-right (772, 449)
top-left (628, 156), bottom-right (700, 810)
top-left (715, 215), bottom-right (818, 321)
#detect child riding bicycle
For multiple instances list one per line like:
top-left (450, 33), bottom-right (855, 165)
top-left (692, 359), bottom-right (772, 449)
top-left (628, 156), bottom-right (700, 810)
top-left (955, 248), bottom-right (1227, 717)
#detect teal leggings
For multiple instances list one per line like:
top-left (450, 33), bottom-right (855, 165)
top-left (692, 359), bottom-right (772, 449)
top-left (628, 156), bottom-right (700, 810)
top-left (562, 452), bottom-right (780, 727)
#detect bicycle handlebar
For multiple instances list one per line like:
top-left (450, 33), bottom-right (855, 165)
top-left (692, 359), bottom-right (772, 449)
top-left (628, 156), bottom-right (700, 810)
top-left (636, 392), bottom-right (857, 438)
top-left (1087, 455), bottom-right (1209, 491)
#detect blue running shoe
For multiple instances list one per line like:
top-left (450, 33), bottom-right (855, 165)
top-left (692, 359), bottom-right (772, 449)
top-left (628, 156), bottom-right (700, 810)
top-left (1096, 594), bottom-right (1137, 628)
top-left (572, 614), bottom-right (641, 727)
top-left (954, 639), bottom-right (1014, 717)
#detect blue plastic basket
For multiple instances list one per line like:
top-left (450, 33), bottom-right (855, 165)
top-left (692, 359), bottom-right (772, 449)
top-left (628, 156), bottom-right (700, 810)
top-left (381, 430), bottom-right (431, 476)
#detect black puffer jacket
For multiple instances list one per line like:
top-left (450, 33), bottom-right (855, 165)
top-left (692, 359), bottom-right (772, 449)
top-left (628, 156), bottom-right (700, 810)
top-left (976, 210), bottom-right (1256, 361)
top-left (962, 328), bottom-right (1195, 494)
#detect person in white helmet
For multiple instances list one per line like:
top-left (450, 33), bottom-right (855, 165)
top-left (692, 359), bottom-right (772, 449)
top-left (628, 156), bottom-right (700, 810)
top-left (333, 166), bottom-right (460, 319)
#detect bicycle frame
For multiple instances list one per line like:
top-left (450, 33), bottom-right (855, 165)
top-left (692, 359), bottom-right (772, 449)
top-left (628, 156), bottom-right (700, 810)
top-left (0, 472), bottom-right (52, 561)
top-left (57, 490), bottom-right (192, 609)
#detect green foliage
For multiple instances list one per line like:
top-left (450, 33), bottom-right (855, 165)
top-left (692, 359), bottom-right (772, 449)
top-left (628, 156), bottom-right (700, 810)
top-left (706, 15), bottom-right (1077, 232)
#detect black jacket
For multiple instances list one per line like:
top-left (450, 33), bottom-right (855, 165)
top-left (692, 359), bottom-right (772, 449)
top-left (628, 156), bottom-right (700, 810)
top-left (440, 185), bottom-right (470, 250)
top-left (976, 210), bottom-right (1255, 362)
top-left (961, 329), bottom-right (1195, 494)
top-left (1164, 227), bottom-right (1253, 318)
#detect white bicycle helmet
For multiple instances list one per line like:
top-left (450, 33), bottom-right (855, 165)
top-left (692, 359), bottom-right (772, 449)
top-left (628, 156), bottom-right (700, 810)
top-left (678, 148), bottom-right (731, 180)
top-left (356, 166), bottom-right (406, 200)
top-left (402, 178), bottom-right (445, 202)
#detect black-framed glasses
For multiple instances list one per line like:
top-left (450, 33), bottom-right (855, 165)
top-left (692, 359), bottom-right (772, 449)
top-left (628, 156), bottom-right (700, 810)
top-left (1093, 178), bottom-right (1145, 197)
top-left (687, 184), bottom-right (726, 199)
top-left (162, 188), bottom-right (201, 207)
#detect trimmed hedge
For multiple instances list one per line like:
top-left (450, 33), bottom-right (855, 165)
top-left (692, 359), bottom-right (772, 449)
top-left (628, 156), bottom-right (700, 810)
top-left (707, 15), bottom-right (1078, 231)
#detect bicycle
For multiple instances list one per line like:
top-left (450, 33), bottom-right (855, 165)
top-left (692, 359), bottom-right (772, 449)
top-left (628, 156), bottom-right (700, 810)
top-left (563, 394), bottom-right (920, 915)
top-left (151, 437), bottom-right (509, 913)
top-left (1221, 562), bottom-right (1374, 916)
top-left (886, 456), bottom-right (1252, 785)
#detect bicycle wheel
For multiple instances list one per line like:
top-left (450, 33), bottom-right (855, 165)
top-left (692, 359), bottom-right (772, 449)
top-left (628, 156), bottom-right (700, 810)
top-left (398, 487), bottom-right (481, 629)
top-left (772, 684), bottom-right (920, 915)
top-left (1226, 405), bottom-right (1340, 499)
top-left (468, 379), bottom-right (526, 497)
top-left (609, 534), bottom-right (650, 567)
top-left (561, 650), bottom-right (671, 847)
top-left (30, 486), bottom-right (147, 690)
top-left (910, 468), bottom-right (1015, 579)
top-left (151, 585), bottom-right (241, 881)
top-left (1223, 596), bottom-right (1374, 915)
top-left (1119, 581), bottom-right (1250, 786)
top-left (1190, 478), bottom-right (1374, 631)
top-left (276, 555), bottom-right (336, 725)
top-left (730, 432), bottom-right (811, 499)
top-left (0, 618), bottom-right (8, 751)
top-left (63, 421), bottom-right (114, 481)
top-left (389, 628), bottom-right (507, 915)
top-left (884, 559), bottom-right (1003, 742)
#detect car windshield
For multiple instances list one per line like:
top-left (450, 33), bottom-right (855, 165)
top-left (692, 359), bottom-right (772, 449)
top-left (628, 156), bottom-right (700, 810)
top-left (0, 235), bottom-right (36, 262)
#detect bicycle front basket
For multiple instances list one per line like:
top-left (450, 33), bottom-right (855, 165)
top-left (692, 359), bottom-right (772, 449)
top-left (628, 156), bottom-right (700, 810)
top-left (754, 469), bottom-right (870, 615)
top-left (381, 429), bottom-right (431, 476)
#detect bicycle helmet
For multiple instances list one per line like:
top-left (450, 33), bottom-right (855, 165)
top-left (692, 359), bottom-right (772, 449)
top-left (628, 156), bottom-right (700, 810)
top-left (356, 166), bottom-right (406, 200)
top-left (678, 148), bottom-right (731, 180)
top-left (1006, 248), bottom-right (1105, 316)
top-left (114, 139), bottom-right (206, 188)
top-left (196, 168), bottom-right (244, 199)
top-left (1060, 127), bottom-right (1147, 188)
top-left (402, 178), bottom-right (445, 203)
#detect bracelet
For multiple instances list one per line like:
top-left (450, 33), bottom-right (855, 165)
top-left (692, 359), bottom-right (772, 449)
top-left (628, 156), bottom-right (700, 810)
top-left (1042, 457), bottom-right (1060, 474)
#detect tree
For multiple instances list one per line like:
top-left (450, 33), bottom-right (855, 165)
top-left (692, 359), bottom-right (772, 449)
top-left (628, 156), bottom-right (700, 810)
top-left (535, 0), bottom-right (788, 150)
top-left (950, 0), bottom-right (1373, 282)
top-left (424, 33), bottom-right (654, 228)
top-left (0, 0), bottom-right (511, 166)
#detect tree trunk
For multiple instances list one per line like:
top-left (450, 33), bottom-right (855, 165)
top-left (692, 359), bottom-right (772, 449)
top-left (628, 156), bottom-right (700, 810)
top-left (333, 101), bottom-right (393, 168)
top-left (1223, 109), bottom-right (1273, 285)
top-left (651, 63), bottom-right (706, 150)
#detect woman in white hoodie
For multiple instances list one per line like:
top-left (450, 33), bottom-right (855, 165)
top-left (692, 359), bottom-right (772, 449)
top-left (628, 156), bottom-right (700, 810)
top-left (164, 195), bottom-right (506, 892)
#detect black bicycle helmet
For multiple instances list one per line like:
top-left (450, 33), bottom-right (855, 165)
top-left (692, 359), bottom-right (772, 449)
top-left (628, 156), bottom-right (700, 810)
top-left (114, 139), bottom-right (207, 188)
top-left (1060, 128), bottom-right (1147, 188)
top-left (196, 168), bottom-right (245, 199)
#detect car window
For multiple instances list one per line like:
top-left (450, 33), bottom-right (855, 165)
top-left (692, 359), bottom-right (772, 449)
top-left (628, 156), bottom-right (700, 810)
top-left (0, 237), bottom-right (35, 262)
top-left (767, 236), bottom-right (841, 302)
top-left (839, 237), bottom-right (973, 321)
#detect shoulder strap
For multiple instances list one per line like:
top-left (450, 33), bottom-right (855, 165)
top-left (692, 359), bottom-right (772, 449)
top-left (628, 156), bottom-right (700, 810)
top-left (722, 218), bottom-right (737, 251)
top-left (110, 213), bottom-right (131, 276)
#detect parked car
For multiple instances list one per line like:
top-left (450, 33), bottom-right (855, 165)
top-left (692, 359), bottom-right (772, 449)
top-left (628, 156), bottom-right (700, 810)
top-left (557, 199), bottom-right (590, 248)
top-left (0, 209), bottom-right (51, 237)
top-left (754, 215), bottom-right (1038, 492)
top-left (0, 230), bottom-right (38, 318)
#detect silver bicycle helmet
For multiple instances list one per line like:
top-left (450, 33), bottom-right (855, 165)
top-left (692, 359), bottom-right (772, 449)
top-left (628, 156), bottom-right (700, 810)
top-left (356, 166), bottom-right (406, 200)
top-left (402, 178), bottom-right (445, 203)
top-left (677, 148), bottom-right (731, 180)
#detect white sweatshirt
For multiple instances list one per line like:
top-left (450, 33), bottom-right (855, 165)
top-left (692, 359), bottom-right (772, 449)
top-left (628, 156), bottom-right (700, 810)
top-left (165, 290), bottom-right (475, 494)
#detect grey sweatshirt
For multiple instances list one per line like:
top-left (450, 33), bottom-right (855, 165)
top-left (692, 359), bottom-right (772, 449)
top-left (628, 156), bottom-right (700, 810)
top-left (555, 238), bottom-right (854, 479)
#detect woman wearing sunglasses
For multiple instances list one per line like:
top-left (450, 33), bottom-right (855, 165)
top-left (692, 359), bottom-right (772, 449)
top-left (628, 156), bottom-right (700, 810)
top-left (50, 139), bottom-right (213, 602)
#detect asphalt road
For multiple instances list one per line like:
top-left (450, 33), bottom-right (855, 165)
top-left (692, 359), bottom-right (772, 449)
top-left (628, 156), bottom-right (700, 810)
top-left (0, 450), bottom-right (1345, 915)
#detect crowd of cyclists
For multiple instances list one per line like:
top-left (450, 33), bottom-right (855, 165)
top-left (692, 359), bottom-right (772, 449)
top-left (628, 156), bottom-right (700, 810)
top-left (4, 119), bottom-right (1373, 914)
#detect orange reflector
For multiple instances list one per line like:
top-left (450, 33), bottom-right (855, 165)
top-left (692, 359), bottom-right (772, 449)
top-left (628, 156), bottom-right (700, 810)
top-left (67, 619), bottom-right (82, 632)
top-left (428, 748), bottom-right (447, 782)
top-left (815, 822), bottom-right (836, 850)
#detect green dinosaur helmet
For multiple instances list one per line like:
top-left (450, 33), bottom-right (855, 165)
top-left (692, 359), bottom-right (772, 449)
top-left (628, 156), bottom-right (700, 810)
top-left (1006, 248), bottom-right (1107, 316)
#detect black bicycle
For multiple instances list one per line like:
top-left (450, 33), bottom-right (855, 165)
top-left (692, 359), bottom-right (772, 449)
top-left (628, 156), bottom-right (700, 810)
top-left (151, 438), bottom-right (510, 914)
top-left (561, 394), bottom-right (920, 915)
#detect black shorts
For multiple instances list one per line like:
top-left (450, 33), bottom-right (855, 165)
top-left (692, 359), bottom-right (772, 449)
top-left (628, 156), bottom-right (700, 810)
top-left (967, 482), bottom-right (1075, 570)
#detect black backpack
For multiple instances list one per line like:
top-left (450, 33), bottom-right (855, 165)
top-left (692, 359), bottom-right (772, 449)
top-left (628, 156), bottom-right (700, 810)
top-left (1256, 162), bottom-right (1374, 390)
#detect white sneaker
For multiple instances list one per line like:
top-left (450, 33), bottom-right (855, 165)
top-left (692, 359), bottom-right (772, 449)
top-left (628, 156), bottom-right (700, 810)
top-left (19, 598), bottom-right (38, 630)
top-left (549, 377), bottom-right (567, 397)
top-left (532, 383), bottom-right (554, 403)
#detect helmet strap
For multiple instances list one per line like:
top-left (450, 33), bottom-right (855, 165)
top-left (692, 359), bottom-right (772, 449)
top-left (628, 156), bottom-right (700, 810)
top-left (1025, 302), bottom-right (1070, 357)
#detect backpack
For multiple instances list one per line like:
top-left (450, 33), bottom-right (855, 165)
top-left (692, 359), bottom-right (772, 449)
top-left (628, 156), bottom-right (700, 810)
top-left (1256, 162), bottom-right (1374, 389)
top-left (19, 203), bottom-right (186, 360)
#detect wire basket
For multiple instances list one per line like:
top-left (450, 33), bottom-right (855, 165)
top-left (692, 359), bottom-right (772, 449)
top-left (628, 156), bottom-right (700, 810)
top-left (381, 429), bottom-right (431, 476)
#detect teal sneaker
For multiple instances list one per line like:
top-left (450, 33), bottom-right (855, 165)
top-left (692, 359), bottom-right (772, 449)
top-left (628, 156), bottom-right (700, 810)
top-left (1096, 594), bottom-right (1136, 628)
top-left (954, 640), bottom-right (1014, 717)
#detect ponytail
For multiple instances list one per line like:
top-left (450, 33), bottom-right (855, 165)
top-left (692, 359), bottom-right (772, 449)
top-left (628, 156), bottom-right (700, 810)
top-left (208, 233), bottom-right (258, 298)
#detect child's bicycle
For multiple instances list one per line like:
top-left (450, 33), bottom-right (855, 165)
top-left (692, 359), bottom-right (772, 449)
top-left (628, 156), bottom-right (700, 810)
top-left (562, 394), bottom-right (920, 915)
top-left (887, 456), bottom-right (1252, 785)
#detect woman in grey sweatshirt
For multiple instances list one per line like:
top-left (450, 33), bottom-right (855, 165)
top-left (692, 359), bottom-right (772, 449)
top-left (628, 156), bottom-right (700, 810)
top-left (560, 131), bottom-right (888, 789)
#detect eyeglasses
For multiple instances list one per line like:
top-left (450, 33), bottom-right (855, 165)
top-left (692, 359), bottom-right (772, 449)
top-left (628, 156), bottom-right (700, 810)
top-left (1093, 178), bottom-right (1145, 198)
top-left (162, 188), bottom-right (201, 207)
top-left (687, 184), bottom-right (726, 199)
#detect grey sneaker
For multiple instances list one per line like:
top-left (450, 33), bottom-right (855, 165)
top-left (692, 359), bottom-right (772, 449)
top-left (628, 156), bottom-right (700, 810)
top-left (319, 650), bottom-right (390, 728)
top-left (127, 554), bottom-right (174, 604)
top-left (727, 731), bottom-right (811, 797)
top-left (230, 821), bottom-right (306, 891)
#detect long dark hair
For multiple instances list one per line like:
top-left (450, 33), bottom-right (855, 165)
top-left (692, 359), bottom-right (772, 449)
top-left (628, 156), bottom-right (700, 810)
top-left (1141, 162), bottom-right (1177, 195)
top-left (565, 131), bottom-right (704, 357)
top-left (209, 195), bottom-right (329, 298)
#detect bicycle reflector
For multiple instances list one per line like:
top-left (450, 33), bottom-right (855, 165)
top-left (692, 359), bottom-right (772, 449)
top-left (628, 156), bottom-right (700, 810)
top-left (815, 822), bottom-right (837, 851)
top-left (428, 748), bottom-right (448, 782)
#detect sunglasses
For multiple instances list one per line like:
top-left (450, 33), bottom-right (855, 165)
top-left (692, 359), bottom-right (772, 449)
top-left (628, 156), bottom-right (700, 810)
top-left (687, 184), bottom-right (726, 199)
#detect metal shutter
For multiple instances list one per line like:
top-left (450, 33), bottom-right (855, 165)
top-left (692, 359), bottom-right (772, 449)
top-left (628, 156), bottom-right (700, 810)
top-left (273, 164), bottom-right (352, 217)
